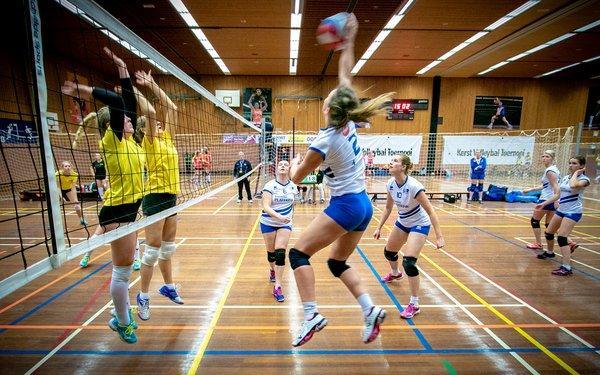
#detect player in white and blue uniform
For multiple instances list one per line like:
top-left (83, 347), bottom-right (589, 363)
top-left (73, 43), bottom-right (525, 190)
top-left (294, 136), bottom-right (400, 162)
top-left (286, 13), bottom-right (393, 348)
top-left (373, 155), bottom-right (444, 319)
top-left (260, 160), bottom-right (298, 302)
top-left (545, 156), bottom-right (590, 276)
top-left (522, 150), bottom-right (562, 258)
top-left (469, 150), bottom-right (487, 203)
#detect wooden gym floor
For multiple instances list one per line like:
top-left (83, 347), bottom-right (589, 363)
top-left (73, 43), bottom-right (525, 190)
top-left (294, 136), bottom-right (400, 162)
top-left (0, 179), bottom-right (598, 373)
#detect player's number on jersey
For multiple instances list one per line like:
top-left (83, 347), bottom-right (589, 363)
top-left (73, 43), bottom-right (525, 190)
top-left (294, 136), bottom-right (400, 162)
top-left (348, 133), bottom-right (360, 156)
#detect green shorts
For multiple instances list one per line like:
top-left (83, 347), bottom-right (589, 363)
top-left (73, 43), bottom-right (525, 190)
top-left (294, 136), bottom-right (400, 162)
top-left (142, 193), bottom-right (177, 217)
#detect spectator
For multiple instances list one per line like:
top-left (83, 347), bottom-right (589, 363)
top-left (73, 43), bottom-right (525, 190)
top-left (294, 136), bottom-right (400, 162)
top-left (234, 151), bottom-right (253, 203)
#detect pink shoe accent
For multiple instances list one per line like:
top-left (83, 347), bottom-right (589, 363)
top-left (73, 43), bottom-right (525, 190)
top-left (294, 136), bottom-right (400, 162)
top-left (400, 303), bottom-right (420, 319)
top-left (526, 242), bottom-right (543, 250)
top-left (551, 266), bottom-right (572, 276)
top-left (568, 241), bottom-right (578, 253)
top-left (381, 272), bottom-right (403, 283)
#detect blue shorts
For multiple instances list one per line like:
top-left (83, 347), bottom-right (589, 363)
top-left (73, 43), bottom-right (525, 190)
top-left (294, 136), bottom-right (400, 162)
top-left (395, 220), bottom-right (431, 235)
top-left (324, 190), bottom-right (373, 232)
top-left (556, 211), bottom-right (582, 223)
top-left (537, 199), bottom-right (556, 211)
top-left (260, 223), bottom-right (291, 234)
top-left (470, 172), bottom-right (485, 180)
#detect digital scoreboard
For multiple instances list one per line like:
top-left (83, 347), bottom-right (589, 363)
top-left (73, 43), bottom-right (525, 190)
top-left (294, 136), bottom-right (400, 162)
top-left (386, 99), bottom-right (429, 120)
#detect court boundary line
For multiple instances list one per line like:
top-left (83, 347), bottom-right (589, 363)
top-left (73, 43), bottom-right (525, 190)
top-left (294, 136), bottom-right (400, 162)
top-left (187, 216), bottom-right (260, 374)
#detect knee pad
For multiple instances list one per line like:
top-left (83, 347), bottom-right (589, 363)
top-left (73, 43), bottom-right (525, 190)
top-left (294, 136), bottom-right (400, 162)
top-left (141, 244), bottom-right (160, 266)
top-left (112, 264), bottom-right (132, 283)
top-left (267, 251), bottom-right (276, 263)
top-left (274, 248), bottom-right (286, 266)
top-left (289, 248), bottom-right (310, 270)
top-left (384, 247), bottom-right (399, 262)
top-left (530, 218), bottom-right (541, 229)
top-left (544, 232), bottom-right (554, 241)
top-left (557, 236), bottom-right (568, 247)
top-left (158, 241), bottom-right (177, 260)
top-left (468, 184), bottom-right (476, 192)
top-left (478, 183), bottom-right (484, 192)
top-left (402, 256), bottom-right (419, 277)
top-left (327, 258), bottom-right (350, 278)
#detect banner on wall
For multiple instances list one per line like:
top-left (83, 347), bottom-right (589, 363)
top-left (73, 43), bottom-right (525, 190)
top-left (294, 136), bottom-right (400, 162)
top-left (442, 135), bottom-right (534, 165)
top-left (222, 134), bottom-right (260, 144)
top-left (360, 135), bottom-right (422, 164)
top-left (272, 134), bottom-right (318, 144)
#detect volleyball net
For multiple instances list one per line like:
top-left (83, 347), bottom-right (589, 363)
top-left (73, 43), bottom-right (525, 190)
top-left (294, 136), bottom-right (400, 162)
top-left (253, 126), bottom-right (577, 197)
top-left (0, 0), bottom-right (260, 297)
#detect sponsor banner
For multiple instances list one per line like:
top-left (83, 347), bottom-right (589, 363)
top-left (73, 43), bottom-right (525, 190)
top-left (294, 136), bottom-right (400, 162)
top-left (442, 135), bottom-right (534, 165)
top-left (222, 134), bottom-right (260, 144)
top-left (272, 134), bottom-right (318, 144)
top-left (360, 135), bottom-right (422, 164)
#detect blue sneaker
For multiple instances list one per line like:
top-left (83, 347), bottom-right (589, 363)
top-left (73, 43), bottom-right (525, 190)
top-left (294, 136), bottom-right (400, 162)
top-left (108, 317), bottom-right (137, 344)
top-left (110, 306), bottom-right (139, 329)
top-left (272, 286), bottom-right (284, 302)
top-left (158, 285), bottom-right (184, 305)
top-left (136, 292), bottom-right (150, 321)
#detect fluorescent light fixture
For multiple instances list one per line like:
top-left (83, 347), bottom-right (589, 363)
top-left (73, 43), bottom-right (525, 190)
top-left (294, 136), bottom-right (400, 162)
top-left (351, 59), bottom-right (367, 75)
top-left (398, 0), bottom-right (415, 15)
top-left (574, 19), bottom-right (600, 32)
top-left (522, 44), bottom-right (550, 55)
top-left (168, 0), bottom-right (230, 74)
top-left (507, 52), bottom-right (529, 62)
top-left (180, 12), bottom-right (198, 27)
top-left (546, 33), bottom-right (575, 45)
top-left (464, 31), bottom-right (488, 44)
top-left (478, 61), bottom-right (508, 75)
top-left (535, 62), bottom-right (580, 78)
top-left (506, 0), bottom-right (540, 17)
top-left (484, 16), bottom-right (512, 31)
top-left (583, 55), bottom-right (600, 63)
top-left (289, 1), bottom-right (302, 75)
top-left (351, 3), bottom-right (410, 75)
top-left (384, 14), bottom-right (404, 30)
top-left (56, 0), bottom-right (77, 14)
top-left (416, 60), bottom-right (442, 75)
top-left (416, 1), bottom-right (540, 75)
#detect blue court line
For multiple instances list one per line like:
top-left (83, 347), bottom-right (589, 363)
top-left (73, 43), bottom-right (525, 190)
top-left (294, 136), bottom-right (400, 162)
top-left (355, 245), bottom-right (433, 351)
top-left (0, 347), bottom-right (597, 356)
top-left (450, 215), bottom-right (600, 281)
top-left (0, 261), bottom-right (112, 334)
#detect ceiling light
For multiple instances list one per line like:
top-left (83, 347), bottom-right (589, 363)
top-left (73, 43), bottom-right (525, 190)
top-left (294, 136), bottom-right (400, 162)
top-left (168, 0), bottom-right (230, 74)
top-left (545, 33), bottom-right (575, 45)
top-left (574, 19), bottom-right (600, 32)
top-left (398, 0), bottom-right (414, 15)
top-left (583, 55), bottom-right (600, 63)
top-left (478, 61), bottom-right (508, 75)
top-left (417, 1), bottom-right (540, 75)
top-left (535, 62), bottom-right (580, 78)
top-left (289, 2), bottom-right (302, 75)
top-left (351, 59), bottom-right (367, 75)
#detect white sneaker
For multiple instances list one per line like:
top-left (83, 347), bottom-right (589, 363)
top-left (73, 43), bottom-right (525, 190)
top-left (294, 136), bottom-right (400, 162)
top-left (136, 292), bottom-right (150, 321)
top-left (292, 313), bottom-right (328, 347)
top-left (249, 199), bottom-right (253, 203)
top-left (236, 199), bottom-right (241, 204)
top-left (362, 306), bottom-right (386, 343)
top-left (487, 124), bottom-right (493, 129)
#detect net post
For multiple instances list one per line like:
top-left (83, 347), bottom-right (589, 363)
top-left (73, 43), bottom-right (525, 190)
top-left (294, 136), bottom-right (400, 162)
top-left (26, 0), bottom-right (65, 267)
top-left (292, 117), bottom-right (296, 157)
top-left (426, 76), bottom-right (441, 174)
top-left (574, 122), bottom-right (583, 155)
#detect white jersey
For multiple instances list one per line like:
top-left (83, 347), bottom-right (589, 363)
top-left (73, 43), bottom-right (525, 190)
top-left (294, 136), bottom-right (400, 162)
top-left (557, 174), bottom-right (590, 214)
top-left (308, 121), bottom-right (365, 197)
top-left (540, 165), bottom-right (560, 200)
top-left (261, 179), bottom-right (298, 227)
top-left (387, 176), bottom-right (431, 227)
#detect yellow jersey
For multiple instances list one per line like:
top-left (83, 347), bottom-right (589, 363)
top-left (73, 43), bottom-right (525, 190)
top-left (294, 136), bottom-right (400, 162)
top-left (142, 130), bottom-right (180, 195)
top-left (101, 128), bottom-right (145, 206)
top-left (55, 171), bottom-right (78, 190)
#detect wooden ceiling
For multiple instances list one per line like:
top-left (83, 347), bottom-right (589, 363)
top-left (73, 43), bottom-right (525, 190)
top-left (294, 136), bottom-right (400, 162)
top-left (42, 0), bottom-right (600, 79)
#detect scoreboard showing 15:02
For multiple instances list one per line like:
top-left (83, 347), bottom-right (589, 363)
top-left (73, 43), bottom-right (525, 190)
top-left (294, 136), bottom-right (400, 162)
top-left (386, 99), bottom-right (429, 120)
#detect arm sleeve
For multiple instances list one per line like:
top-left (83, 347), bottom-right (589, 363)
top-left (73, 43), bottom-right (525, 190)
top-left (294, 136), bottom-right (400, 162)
top-left (233, 161), bottom-right (239, 177)
top-left (120, 78), bottom-right (137, 133)
top-left (413, 180), bottom-right (426, 198)
top-left (470, 158), bottom-right (476, 172)
top-left (481, 157), bottom-right (487, 171)
top-left (246, 160), bottom-right (252, 172)
top-left (92, 87), bottom-right (125, 140)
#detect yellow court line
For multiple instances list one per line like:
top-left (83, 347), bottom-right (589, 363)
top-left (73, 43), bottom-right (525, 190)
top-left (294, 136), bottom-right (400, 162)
top-left (187, 215), bottom-right (260, 375)
top-left (373, 210), bottom-right (579, 374)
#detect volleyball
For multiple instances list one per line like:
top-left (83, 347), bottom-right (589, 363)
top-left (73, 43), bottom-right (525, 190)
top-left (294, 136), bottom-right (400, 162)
top-left (316, 12), bottom-right (349, 51)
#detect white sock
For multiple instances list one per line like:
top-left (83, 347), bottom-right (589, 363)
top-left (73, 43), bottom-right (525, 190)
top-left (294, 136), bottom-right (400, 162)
top-left (98, 187), bottom-right (104, 199)
top-left (409, 296), bottom-right (419, 306)
top-left (110, 265), bottom-right (132, 325)
top-left (303, 301), bottom-right (317, 321)
top-left (357, 293), bottom-right (374, 317)
top-left (563, 264), bottom-right (572, 270)
top-left (165, 283), bottom-right (175, 289)
top-left (391, 268), bottom-right (400, 276)
top-left (139, 291), bottom-right (150, 300)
